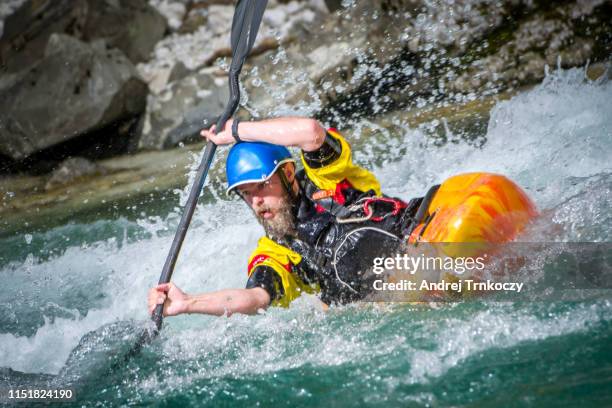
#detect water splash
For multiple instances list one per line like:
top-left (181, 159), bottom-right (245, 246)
top-left (0, 66), bottom-right (610, 408)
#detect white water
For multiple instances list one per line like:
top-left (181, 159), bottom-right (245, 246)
top-left (1, 67), bottom-right (611, 378)
top-left (376, 68), bottom-right (612, 205)
top-left (405, 301), bottom-right (607, 384)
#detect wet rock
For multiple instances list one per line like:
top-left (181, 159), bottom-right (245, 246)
top-left (177, 0), bottom-right (233, 34)
top-left (178, 9), bottom-right (208, 35)
top-left (137, 0), bottom-right (323, 87)
top-left (144, 60), bottom-right (191, 94)
top-left (250, 0), bottom-right (510, 119)
top-left (0, 0), bottom-right (26, 39)
top-left (447, 1), bottom-right (611, 94)
top-left (133, 0), bottom-right (325, 150)
top-left (243, 38), bottom-right (359, 117)
top-left (0, 0), bottom-right (166, 72)
top-left (80, 0), bottom-right (167, 63)
top-left (517, 52), bottom-right (547, 84)
top-left (0, 34), bottom-right (147, 160)
top-left (557, 38), bottom-right (595, 68)
top-left (0, 140), bottom-right (208, 236)
top-left (323, 0), bottom-right (343, 12)
top-left (45, 157), bottom-right (106, 191)
top-left (586, 61), bottom-right (611, 81)
top-left (243, 0), bottom-right (610, 123)
top-left (240, 1), bottom-right (401, 117)
top-left (149, 1), bottom-right (187, 32)
top-left (137, 67), bottom-right (229, 150)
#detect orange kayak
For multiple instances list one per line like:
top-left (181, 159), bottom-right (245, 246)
top-left (387, 173), bottom-right (538, 300)
top-left (408, 172), bottom-right (537, 245)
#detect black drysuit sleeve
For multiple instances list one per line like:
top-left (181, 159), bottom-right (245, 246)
top-left (245, 265), bottom-right (285, 304)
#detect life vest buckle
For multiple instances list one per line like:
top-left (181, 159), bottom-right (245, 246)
top-left (311, 189), bottom-right (335, 201)
top-left (336, 197), bottom-right (407, 224)
top-left (363, 197), bottom-right (407, 221)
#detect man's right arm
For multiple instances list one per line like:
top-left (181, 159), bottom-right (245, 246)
top-left (148, 282), bottom-right (270, 317)
top-left (245, 265), bottom-right (283, 303)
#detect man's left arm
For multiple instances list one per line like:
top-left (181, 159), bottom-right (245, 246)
top-left (200, 117), bottom-right (326, 152)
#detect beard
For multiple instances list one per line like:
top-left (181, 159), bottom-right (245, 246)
top-left (255, 191), bottom-right (297, 241)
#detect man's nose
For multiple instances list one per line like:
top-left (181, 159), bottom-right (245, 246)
top-left (252, 194), bottom-right (265, 206)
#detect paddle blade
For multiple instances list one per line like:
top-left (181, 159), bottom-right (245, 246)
top-left (230, 0), bottom-right (268, 69)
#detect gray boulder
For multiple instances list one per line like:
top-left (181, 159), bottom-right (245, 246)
top-left (148, 1), bottom-right (187, 32)
top-left (81, 0), bottom-right (167, 63)
top-left (0, 34), bottom-right (148, 160)
top-left (447, 2), bottom-right (608, 94)
top-left (137, 67), bottom-right (229, 150)
top-left (45, 157), bottom-right (107, 190)
top-left (0, 0), bottom-right (166, 73)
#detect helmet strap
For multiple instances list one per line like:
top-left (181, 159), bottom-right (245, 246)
top-left (278, 165), bottom-right (299, 205)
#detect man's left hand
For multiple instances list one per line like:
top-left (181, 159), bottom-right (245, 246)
top-left (200, 119), bottom-right (235, 145)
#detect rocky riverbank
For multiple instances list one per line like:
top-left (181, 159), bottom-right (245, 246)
top-left (0, 0), bottom-right (610, 235)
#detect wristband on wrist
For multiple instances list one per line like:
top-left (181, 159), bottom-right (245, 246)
top-left (232, 119), bottom-right (242, 143)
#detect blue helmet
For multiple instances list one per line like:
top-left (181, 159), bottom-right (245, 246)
top-left (226, 142), bottom-right (295, 193)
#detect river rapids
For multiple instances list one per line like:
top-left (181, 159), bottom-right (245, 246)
top-left (0, 67), bottom-right (611, 406)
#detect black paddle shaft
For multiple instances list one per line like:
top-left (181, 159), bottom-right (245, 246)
top-left (150, 0), bottom-right (268, 333)
top-left (150, 140), bottom-right (217, 329)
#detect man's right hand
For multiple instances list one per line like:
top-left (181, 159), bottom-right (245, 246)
top-left (147, 282), bottom-right (190, 317)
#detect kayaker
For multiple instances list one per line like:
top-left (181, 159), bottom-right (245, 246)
top-left (148, 116), bottom-right (424, 317)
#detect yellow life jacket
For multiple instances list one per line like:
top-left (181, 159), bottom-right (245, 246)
top-left (300, 129), bottom-right (382, 196)
top-left (247, 237), bottom-right (319, 307)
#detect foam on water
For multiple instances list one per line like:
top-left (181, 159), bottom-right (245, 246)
top-left (1, 68), bottom-right (611, 385)
top-left (0, 201), bottom-right (260, 374)
top-left (96, 300), bottom-right (610, 400)
top-left (405, 301), bottom-right (608, 383)
top-left (376, 68), bottom-right (612, 208)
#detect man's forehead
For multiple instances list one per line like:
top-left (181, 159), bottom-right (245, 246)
top-left (237, 181), bottom-right (263, 192)
top-left (237, 175), bottom-right (276, 192)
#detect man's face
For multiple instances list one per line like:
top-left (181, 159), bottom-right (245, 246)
top-left (237, 170), bottom-right (297, 239)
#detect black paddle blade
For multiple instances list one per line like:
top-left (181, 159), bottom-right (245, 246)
top-left (217, 0), bottom-right (268, 131)
top-left (114, 325), bottom-right (157, 369)
top-left (231, 0), bottom-right (268, 62)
